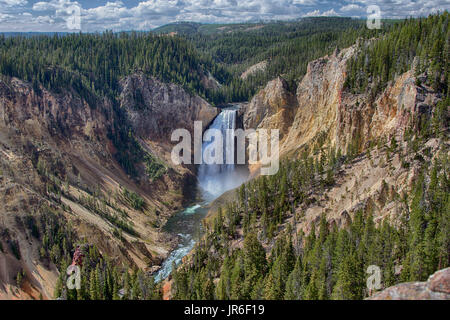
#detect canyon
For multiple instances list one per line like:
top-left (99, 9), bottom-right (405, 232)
top-left (218, 44), bottom-right (445, 233)
top-left (0, 25), bottom-right (448, 300)
top-left (0, 73), bottom-right (217, 299)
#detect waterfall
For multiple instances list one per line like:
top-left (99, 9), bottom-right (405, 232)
top-left (154, 107), bottom-right (248, 283)
top-left (198, 107), bottom-right (247, 201)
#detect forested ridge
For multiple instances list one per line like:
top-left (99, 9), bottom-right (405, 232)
top-left (0, 15), bottom-right (447, 105)
top-left (345, 12), bottom-right (449, 97)
top-left (188, 17), bottom-right (385, 103)
top-left (0, 17), bottom-right (384, 106)
top-left (0, 31), bottom-right (229, 101)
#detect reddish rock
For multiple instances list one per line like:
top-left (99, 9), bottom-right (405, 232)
top-left (71, 245), bottom-right (85, 267)
top-left (162, 280), bottom-right (172, 300)
top-left (427, 268), bottom-right (450, 294)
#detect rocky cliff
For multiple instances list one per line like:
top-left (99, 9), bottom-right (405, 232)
top-left (194, 43), bottom-right (448, 301)
top-left (238, 44), bottom-right (446, 232)
top-left (243, 76), bottom-right (296, 140)
top-left (120, 73), bottom-right (217, 143)
top-left (0, 74), bottom-right (217, 299)
top-left (367, 268), bottom-right (450, 300)
top-left (243, 46), bottom-right (442, 159)
top-left (119, 73), bottom-right (218, 197)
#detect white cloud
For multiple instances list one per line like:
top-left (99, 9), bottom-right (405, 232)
top-left (33, 0), bottom-right (81, 12)
top-left (0, 0), bottom-right (27, 6)
top-left (322, 9), bottom-right (339, 16)
top-left (340, 4), bottom-right (362, 12)
top-left (303, 9), bottom-right (320, 17)
top-left (1, 0), bottom-right (449, 32)
top-left (85, 1), bottom-right (128, 20)
top-left (292, 0), bottom-right (316, 5)
top-left (34, 15), bottom-right (55, 24)
top-left (303, 8), bottom-right (339, 17)
top-left (32, 2), bottom-right (54, 11)
top-left (0, 13), bottom-right (13, 21)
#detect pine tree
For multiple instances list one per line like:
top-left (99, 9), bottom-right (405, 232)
top-left (406, 173), bottom-right (427, 281)
top-left (284, 257), bottom-right (304, 300)
top-left (230, 253), bottom-right (245, 299)
top-left (89, 269), bottom-right (97, 300)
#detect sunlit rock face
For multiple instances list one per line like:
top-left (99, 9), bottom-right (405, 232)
top-left (243, 76), bottom-right (296, 141)
top-left (238, 44), bottom-right (443, 236)
top-left (243, 45), bottom-right (441, 159)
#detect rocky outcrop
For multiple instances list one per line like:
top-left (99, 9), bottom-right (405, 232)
top-left (368, 268), bottom-right (450, 300)
top-left (201, 72), bottom-right (222, 90)
top-left (243, 76), bottom-right (296, 140)
top-left (120, 73), bottom-right (218, 142)
top-left (240, 61), bottom-right (267, 80)
top-left (243, 45), bottom-right (441, 159)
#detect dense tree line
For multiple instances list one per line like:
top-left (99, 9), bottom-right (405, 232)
top-left (0, 31), bottom-right (229, 101)
top-left (54, 243), bottom-right (162, 300)
top-left (188, 17), bottom-right (385, 104)
top-left (345, 12), bottom-right (449, 97)
top-left (172, 157), bottom-right (448, 300)
top-left (1, 15), bottom-right (445, 106)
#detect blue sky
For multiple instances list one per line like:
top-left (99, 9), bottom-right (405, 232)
top-left (0, 0), bottom-right (448, 32)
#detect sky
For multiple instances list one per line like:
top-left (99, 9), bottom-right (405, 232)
top-left (0, 0), bottom-right (449, 32)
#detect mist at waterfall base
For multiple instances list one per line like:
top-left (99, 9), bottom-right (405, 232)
top-left (154, 108), bottom-right (249, 283)
top-left (198, 108), bottom-right (249, 202)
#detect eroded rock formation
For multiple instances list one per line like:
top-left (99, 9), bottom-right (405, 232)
top-left (243, 46), bottom-right (442, 158)
top-left (0, 74), bottom-right (217, 299)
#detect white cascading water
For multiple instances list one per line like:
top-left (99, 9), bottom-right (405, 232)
top-left (198, 107), bottom-right (247, 201)
top-left (154, 107), bottom-right (248, 283)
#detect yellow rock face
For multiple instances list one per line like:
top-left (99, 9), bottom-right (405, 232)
top-left (243, 44), bottom-right (440, 160)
